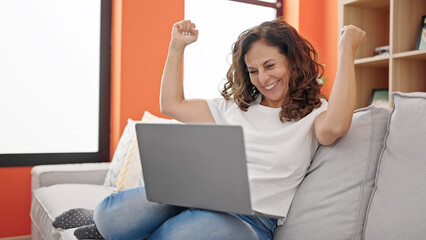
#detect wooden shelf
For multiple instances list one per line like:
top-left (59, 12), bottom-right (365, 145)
top-left (341, 0), bottom-right (426, 109)
top-left (393, 50), bottom-right (426, 60)
top-left (355, 55), bottom-right (389, 67)
top-left (342, 0), bottom-right (389, 10)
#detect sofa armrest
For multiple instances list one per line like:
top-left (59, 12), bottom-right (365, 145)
top-left (31, 162), bottom-right (111, 190)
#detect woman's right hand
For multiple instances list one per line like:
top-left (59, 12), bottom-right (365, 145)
top-left (170, 20), bottom-right (199, 51)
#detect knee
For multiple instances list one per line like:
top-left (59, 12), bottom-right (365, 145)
top-left (150, 210), bottom-right (197, 240)
top-left (94, 191), bottom-right (119, 220)
top-left (93, 193), bottom-right (118, 238)
top-left (94, 187), bottom-right (145, 222)
top-left (151, 209), bottom-right (256, 240)
top-left (93, 188), bottom-right (144, 239)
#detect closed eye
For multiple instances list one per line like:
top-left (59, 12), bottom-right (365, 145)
top-left (248, 69), bottom-right (258, 75)
top-left (266, 64), bottom-right (275, 69)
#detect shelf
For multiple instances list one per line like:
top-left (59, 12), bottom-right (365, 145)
top-left (392, 0), bottom-right (426, 53)
top-left (354, 55), bottom-right (389, 67)
top-left (341, 0), bottom-right (425, 109)
top-left (342, 4), bottom-right (390, 59)
top-left (342, 0), bottom-right (389, 10)
top-left (393, 50), bottom-right (426, 60)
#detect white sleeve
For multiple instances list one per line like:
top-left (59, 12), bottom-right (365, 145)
top-left (314, 98), bottom-right (328, 119)
top-left (312, 98), bottom-right (328, 148)
top-left (206, 98), bottom-right (229, 124)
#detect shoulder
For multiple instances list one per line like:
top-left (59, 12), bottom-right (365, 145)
top-left (206, 97), bottom-right (240, 124)
top-left (206, 97), bottom-right (236, 111)
top-left (307, 98), bottom-right (328, 119)
top-left (317, 98), bottom-right (328, 112)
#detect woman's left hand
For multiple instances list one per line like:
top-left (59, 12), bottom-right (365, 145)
top-left (339, 25), bottom-right (366, 54)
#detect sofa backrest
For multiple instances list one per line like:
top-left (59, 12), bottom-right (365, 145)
top-left (274, 105), bottom-right (392, 240)
top-left (363, 92), bottom-right (426, 240)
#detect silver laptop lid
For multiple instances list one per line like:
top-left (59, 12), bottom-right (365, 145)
top-left (135, 123), bottom-right (253, 216)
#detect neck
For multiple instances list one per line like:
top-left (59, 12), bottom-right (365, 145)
top-left (260, 95), bottom-right (288, 108)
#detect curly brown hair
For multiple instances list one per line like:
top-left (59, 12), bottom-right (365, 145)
top-left (222, 18), bottom-right (323, 122)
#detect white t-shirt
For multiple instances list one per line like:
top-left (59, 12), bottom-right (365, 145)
top-left (207, 96), bottom-right (328, 219)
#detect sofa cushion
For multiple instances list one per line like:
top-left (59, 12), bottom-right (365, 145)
top-left (274, 105), bottom-right (391, 240)
top-left (103, 118), bottom-right (141, 187)
top-left (60, 229), bottom-right (81, 240)
top-left (31, 184), bottom-right (114, 240)
top-left (31, 162), bottom-right (110, 189)
top-left (363, 92), bottom-right (426, 240)
top-left (114, 135), bottom-right (144, 191)
top-left (114, 111), bottom-right (179, 191)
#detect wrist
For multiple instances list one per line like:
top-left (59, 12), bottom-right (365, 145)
top-left (338, 44), bottom-right (355, 58)
top-left (169, 41), bottom-right (186, 54)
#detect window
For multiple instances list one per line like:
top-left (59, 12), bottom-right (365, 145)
top-left (0, 0), bottom-right (111, 167)
top-left (184, 0), bottom-right (282, 99)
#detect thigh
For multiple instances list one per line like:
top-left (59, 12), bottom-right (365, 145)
top-left (148, 209), bottom-right (259, 240)
top-left (230, 214), bottom-right (277, 240)
top-left (94, 187), bottom-right (186, 240)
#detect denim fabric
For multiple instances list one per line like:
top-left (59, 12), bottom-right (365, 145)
top-left (94, 187), bottom-right (276, 240)
top-left (230, 214), bottom-right (277, 240)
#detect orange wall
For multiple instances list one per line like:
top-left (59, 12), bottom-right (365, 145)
top-left (0, 166), bottom-right (32, 237)
top-left (110, 0), bottom-right (184, 154)
top-left (0, 0), bottom-right (338, 237)
top-left (299, 0), bottom-right (339, 98)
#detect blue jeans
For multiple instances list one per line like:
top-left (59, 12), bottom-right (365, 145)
top-left (94, 187), bottom-right (276, 240)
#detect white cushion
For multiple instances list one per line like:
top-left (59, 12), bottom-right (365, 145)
top-left (31, 184), bottom-right (113, 240)
top-left (114, 111), bottom-right (179, 191)
top-left (103, 119), bottom-right (141, 187)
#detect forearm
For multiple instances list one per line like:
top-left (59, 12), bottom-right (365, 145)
top-left (315, 25), bottom-right (365, 145)
top-left (326, 47), bottom-right (356, 134)
top-left (160, 46), bottom-right (186, 115)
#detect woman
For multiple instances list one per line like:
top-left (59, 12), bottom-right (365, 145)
top-left (53, 18), bottom-right (366, 240)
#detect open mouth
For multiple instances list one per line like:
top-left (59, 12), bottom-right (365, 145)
top-left (264, 81), bottom-right (279, 90)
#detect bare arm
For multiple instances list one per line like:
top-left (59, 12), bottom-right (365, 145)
top-left (160, 20), bottom-right (215, 123)
top-left (315, 25), bottom-right (366, 146)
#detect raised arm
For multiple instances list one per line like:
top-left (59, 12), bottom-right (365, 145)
top-left (315, 25), bottom-right (366, 146)
top-left (160, 20), bottom-right (215, 123)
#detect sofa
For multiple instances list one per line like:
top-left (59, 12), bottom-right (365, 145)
top-left (30, 91), bottom-right (426, 240)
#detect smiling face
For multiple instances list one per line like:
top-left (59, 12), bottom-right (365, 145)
top-left (244, 40), bottom-right (290, 108)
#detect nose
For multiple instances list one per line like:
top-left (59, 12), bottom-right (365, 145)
top-left (258, 70), bottom-right (269, 85)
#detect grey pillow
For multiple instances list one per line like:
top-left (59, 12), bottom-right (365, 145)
top-left (363, 92), bottom-right (426, 240)
top-left (274, 105), bottom-right (391, 240)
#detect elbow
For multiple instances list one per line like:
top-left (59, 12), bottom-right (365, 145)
top-left (159, 107), bottom-right (167, 116)
top-left (332, 122), bottom-right (351, 138)
top-left (160, 94), bottom-right (184, 118)
top-left (159, 103), bottom-right (172, 117)
top-left (159, 98), bottom-right (169, 116)
top-left (160, 100), bottom-right (181, 119)
top-left (317, 123), bottom-right (351, 146)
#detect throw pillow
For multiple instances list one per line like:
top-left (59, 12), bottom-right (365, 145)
top-left (114, 111), bottom-right (179, 191)
top-left (363, 92), bottom-right (426, 240)
top-left (274, 105), bottom-right (391, 240)
top-left (103, 118), bottom-right (141, 187)
top-left (114, 136), bottom-right (143, 191)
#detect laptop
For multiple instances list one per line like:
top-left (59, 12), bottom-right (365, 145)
top-left (135, 123), bottom-right (283, 219)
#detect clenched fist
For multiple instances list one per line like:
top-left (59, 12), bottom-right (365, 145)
top-left (170, 20), bottom-right (199, 51)
top-left (339, 25), bottom-right (367, 54)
